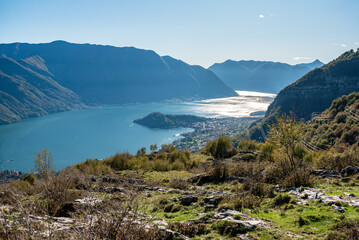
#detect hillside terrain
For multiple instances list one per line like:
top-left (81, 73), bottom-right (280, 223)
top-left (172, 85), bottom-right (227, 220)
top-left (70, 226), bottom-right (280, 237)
top-left (0, 57), bottom-right (83, 124)
top-left (134, 112), bottom-right (207, 129)
top-left (1, 93), bottom-right (359, 239)
top-left (248, 49), bottom-right (359, 141)
top-left (209, 59), bottom-right (323, 93)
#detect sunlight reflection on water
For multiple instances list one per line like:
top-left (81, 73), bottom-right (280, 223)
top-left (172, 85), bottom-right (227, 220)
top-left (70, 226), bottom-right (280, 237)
top-left (184, 91), bottom-right (276, 117)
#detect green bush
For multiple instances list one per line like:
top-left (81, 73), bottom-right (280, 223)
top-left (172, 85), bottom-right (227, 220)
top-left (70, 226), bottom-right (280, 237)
top-left (205, 136), bottom-right (237, 159)
top-left (75, 159), bottom-right (112, 175)
top-left (212, 220), bottom-right (252, 236)
top-left (325, 220), bottom-right (359, 240)
top-left (273, 194), bottom-right (292, 206)
top-left (237, 140), bottom-right (258, 151)
top-left (23, 173), bottom-right (36, 185)
top-left (104, 152), bottom-right (132, 171)
top-left (233, 193), bottom-right (262, 210)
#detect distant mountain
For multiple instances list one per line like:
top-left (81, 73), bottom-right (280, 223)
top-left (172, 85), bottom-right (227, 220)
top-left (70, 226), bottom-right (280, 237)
top-left (248, 49), bottom-right (359, 141)
top-left (0, 41), bottom-right (238, 124)
top-left (0, 41), bottom-right (237, 105)
top-left (209, 59), bottom-right (323, 93)
top-left (0, 57), bottom-right (83, 124)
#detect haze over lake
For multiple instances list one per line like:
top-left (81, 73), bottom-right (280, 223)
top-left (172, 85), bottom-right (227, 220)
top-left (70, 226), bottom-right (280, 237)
top-left (0, 91), bottom-right (275, 171)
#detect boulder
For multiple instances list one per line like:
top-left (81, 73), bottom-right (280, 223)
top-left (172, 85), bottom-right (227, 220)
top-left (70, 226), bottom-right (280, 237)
top-left (331, 204), bottom-right (345, 213)
top-left (102, 176), bottom-right (118, 183)
top-left (203, 195), bottom-right (223, 206)
top-left (340, 166), bottom-right (359, 176)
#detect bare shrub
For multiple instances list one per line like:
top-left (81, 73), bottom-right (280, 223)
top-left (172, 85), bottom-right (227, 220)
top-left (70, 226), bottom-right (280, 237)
top-left (316, 149), bottom-right (359, 171)
top-left (283, 167), bottom-right (314, 188)
top-left (33, 148), bottom-right (55, 179)
top-left (74, 196), bottom-right (162, 240)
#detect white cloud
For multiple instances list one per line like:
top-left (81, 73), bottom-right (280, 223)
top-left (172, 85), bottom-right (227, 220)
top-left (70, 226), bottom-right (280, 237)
top-left (355, 42), bottom-right (359, 46)
top-left (333, 43), bottom-right (347, 48)
top-left (259, 14), bottom-right (264, 18)
top-left (293, 57), bottom-right (311, 61)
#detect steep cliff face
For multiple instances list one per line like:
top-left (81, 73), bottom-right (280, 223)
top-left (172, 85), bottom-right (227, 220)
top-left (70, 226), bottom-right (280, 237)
top-left (248, 49), bottom-right (359, 141)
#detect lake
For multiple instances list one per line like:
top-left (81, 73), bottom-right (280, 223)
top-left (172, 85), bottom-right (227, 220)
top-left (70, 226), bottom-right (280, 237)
top-left (0, 91), bottom-right (275, 171)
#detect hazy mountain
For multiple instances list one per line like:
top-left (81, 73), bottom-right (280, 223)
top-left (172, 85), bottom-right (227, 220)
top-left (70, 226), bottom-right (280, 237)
top-left (0, 57), bottom-right (83, 124)
top-left (209, 59), bottom-right (323, 93)
top-left (248, 49), bottom-right (359, 141)
top-left (0, 41), bottom-right (237, 106)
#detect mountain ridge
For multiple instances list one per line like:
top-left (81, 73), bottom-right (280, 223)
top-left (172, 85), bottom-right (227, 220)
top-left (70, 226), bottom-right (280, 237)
top-left (209, 59), bottom-right (324, 93)
top-left (0, 41), bottom-right (238, 124)
top-left (247, 49), bottom-right (359, 141)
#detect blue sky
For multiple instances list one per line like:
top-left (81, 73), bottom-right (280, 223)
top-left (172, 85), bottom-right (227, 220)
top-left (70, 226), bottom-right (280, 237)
top-left (0, 0), bottom-right (358, 67)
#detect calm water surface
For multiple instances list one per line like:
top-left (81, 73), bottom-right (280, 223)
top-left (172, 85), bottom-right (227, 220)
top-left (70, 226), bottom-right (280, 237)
top-left (0, 91), bottom-right (275, 171)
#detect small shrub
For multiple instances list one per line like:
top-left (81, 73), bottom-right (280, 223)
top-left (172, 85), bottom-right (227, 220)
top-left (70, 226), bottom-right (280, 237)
top-left (212, 220), bottom-right (252, 236)
top-left (283, 168), bottom-right (314, 188)
top-left (163, 203), bottom-right (182, 213)
top-left (168, 222), bottom-right (208, 237)
top-left (273, 194), bottom-right (292, 206)
top-left (75, 159), bottom-right (112, 175)
top-left (23, 173), bottom-right (36, 185)
top-left (297, 215), bottom-right (308, 227)
top-left (325, 220), bottom-right (359, 240)
top-left (316, 150), bottom-right (359, 171)
top-left (205, 136), bottom-right (237, 159)
top-left (209, 163), bottom-right (229, 182)
top-left (240, 179), bottom-right (267, 197)
top-left (237, 140), bottom-right (258, 151)
top-left (104, 152), bottom-right (132, 171)
top-left (168, 180), bottom-right (189, 190)
top-left (233, 193), bottom-right (262, 210)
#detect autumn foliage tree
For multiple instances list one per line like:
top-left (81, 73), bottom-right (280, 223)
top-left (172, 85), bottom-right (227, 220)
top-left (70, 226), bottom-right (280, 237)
top-left (267, 113), bottom-right (305, 169)
top-left (33, 148), bottom-right (55, 179)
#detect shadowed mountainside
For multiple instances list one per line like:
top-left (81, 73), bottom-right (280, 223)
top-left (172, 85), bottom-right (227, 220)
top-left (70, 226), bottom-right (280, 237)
top-left (0, 41), bottom-right (238, 124)
top-left (0, 41), bottom-right (237, 105)
top-left (0, 57), bottom-right (83, 124)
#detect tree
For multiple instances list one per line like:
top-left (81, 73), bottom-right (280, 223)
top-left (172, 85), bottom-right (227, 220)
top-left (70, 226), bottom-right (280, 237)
top-left (33, 148), bottom-right (55, 179)
top-left (136, 147), bottom-right (146, 156)
top-left (267, 113), bottom-right (305, 169)
top-left (205, 136), bottom-right (236, 159)
top-left (150, 144), bottom-right (158, 151)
